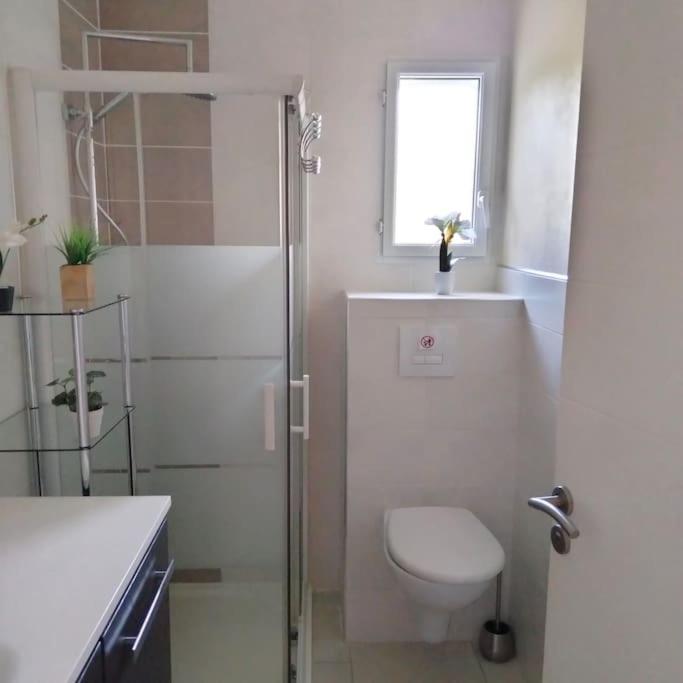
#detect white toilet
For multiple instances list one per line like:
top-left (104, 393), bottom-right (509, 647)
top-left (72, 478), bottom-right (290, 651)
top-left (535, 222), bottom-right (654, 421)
top-left (384, 506), bottom-right (505, 643)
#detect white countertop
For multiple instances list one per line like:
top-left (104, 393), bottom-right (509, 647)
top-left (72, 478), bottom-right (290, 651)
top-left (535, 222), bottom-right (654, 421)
top-left (0, 496), bottom-right (171, 683)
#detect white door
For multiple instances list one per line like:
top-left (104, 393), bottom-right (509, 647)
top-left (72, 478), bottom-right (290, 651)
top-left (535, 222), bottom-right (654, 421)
top-left (539, 2), bottom-right (683, 681)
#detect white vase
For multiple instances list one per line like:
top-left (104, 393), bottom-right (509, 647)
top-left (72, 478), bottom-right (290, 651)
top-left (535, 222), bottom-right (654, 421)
top-left (70, 407), bottom-right (104, 439)
top-left (434, 271), bottom-right (455, 296)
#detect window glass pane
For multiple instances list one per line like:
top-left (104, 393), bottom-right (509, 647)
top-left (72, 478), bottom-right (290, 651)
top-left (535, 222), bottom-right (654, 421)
top-left (393, 76), bottom-right (480, 246)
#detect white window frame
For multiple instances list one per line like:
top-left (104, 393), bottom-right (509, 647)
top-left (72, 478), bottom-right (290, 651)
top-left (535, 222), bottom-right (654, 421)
top-left (381, 60), bottom-right (498, 259)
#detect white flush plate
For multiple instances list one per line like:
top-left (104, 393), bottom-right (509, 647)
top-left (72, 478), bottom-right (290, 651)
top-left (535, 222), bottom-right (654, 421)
top-left (399, 324), bottom-right (457, 377)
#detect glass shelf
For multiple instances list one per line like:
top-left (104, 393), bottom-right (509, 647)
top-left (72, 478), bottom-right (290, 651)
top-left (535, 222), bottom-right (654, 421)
top-left (0, 294), bottom-right (129, 317)
top-left (0, 403), bottom-right (135, 453)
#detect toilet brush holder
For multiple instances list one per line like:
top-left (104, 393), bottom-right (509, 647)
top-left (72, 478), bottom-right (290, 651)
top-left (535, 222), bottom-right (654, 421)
top-left (479, 573), bottom-right (516, 663)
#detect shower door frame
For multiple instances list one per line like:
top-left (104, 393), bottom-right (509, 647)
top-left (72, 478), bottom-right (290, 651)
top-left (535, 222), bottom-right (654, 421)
top-left (9, 66), bottom-right (310, 683)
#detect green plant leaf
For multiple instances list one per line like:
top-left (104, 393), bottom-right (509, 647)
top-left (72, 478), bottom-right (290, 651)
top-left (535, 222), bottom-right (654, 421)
top-left (51, 391), bottom-right (68, 406)
top-left (86, 370), bottom-right (106, 378)
top-left (55, 225), bottom-right (110, 265)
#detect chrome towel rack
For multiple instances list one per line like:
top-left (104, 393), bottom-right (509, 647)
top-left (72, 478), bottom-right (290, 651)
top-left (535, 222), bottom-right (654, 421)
top-left (300, 112), bottom-right (322, 174)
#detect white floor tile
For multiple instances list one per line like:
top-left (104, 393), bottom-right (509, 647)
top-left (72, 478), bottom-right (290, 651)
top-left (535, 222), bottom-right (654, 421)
top-left (312, 660), bottom-right (353, 683)
top-left (312, 593), bottom-right (526, 683)
top-left (475, 654), bottom-right (527, 683)
top-left (312, 592), bottom-right (349, 662)
top-left (349, 641), bottom-right (485, 683)
top-left (170, 582), bottom-right (283, 683)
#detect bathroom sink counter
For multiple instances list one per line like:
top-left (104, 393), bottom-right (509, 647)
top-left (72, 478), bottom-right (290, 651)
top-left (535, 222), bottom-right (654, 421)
top-left (0, 496), bottom-right (171, 683)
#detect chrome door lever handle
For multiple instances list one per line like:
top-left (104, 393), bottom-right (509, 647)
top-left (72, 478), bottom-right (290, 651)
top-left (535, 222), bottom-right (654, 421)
top-left (528, 494), bottom-right (580, 539)
top-left (528, 485), bottom-right (580, 556)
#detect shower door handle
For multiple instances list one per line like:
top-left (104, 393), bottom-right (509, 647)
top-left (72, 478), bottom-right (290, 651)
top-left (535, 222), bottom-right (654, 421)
top-left (264, 383), bottom-right (276, 451)
top-left (290, 374), bottom-right (310, 440)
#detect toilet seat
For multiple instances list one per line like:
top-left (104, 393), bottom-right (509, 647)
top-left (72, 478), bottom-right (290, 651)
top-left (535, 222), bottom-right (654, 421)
top-left (385, 507), bottom-right (504, 585)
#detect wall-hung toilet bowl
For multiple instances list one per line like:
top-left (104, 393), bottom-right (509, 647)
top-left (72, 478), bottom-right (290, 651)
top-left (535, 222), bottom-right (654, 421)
top-left (384, 507), bottom-right (504, 643)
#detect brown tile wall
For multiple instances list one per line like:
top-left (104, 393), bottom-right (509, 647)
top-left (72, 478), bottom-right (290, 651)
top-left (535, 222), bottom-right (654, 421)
top-left (59, 1), bottom-right (120, 244)
top-left (100, 0), bottom-right (208, 34)
top-left (99, 0), bottom-right (214, 246)
top-left (59, 0), bottom-right (213, 246)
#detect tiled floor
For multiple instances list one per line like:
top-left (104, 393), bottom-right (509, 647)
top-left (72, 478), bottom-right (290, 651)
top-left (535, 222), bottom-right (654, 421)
top-left (170, 582), bottom-right (283, 683)
top-left (311, 593), bottom-right (526, 683)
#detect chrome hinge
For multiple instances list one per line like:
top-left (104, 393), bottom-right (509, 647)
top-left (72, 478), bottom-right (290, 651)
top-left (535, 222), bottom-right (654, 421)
top-left (381, 89), bottom-right (387, 107)
top-left (377, 219), bottom-right (384, 235)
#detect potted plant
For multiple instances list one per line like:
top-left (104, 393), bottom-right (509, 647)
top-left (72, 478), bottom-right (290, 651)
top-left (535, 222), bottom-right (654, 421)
top-left (425, 212), bottom-right (472, 295)
top-left (56, 225), bottom-right (109, 302)
top-left (48, 369), bottom-right (107, 438)
top-left (0, 214), bottom-right (47, 312)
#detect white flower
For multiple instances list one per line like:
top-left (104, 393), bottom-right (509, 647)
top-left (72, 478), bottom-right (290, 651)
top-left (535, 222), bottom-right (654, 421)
top-left (0, 231), bottom-right (27, 249)
top-left (443, 211), bottom-right (462, 223)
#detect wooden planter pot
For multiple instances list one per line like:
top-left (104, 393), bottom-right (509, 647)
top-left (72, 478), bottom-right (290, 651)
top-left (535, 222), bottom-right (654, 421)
top-left (60, 264), bottom-right (95, 302)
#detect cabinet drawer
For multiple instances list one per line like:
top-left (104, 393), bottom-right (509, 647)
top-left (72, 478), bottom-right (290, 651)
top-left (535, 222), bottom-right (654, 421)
top-left (76, 641), bottom-right (103, 683)
top-left (102, 522), bottom-right (172, 683)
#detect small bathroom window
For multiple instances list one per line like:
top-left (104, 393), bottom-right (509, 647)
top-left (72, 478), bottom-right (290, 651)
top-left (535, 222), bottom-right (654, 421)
top-left (382, 60), bottom-right (498, 258)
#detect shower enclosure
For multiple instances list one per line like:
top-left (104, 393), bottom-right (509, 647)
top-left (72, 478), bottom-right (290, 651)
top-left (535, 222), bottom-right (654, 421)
top-left (9, 66), bottom-right (317, 682)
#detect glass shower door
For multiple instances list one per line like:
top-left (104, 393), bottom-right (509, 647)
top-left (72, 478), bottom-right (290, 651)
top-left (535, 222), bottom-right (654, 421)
top-left (41, 87), bottom-right (295, 682)
top-left (135, 93), bottom-right (291, 683)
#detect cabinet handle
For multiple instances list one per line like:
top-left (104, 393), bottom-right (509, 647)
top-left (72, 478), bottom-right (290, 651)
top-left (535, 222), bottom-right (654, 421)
top-left (122, 559), bottom-right (175, 658)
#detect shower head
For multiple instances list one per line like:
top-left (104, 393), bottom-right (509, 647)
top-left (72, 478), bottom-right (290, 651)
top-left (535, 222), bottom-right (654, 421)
top-left (93, 91), bottom-right (131, 123)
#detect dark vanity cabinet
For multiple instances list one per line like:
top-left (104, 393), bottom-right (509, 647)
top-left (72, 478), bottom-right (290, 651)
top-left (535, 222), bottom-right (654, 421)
top-left (77, 523), bottom-right (173, 683)
top-left (76, 644), bottom-right (104, 683)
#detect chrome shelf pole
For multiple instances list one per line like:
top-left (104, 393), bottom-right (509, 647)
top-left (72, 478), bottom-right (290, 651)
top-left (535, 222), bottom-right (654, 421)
top-left (118, 295), bottom-right (137, 495)
top-left (70, 310), bottom-right (91, 496)
top-left (21, 316), bottom-right (43, 496)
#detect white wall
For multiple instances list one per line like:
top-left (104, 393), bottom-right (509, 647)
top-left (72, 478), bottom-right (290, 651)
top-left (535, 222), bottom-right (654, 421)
top-left (0, 0), bottom-right (62, 495)
top-left (502, 0), bottom-right (585, 277)
top-left (210, 0), bottom-right (518, 591)
top-left (498, 267), bottom-right (566, 681)
top-left (544, 2), bottom-right (683, 680)
top-left (345, 294), bottom-right (523, 641)
top-left (497, 1), bottom-right (585, 679)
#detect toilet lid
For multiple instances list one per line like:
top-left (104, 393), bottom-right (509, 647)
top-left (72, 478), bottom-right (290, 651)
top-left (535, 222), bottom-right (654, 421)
top-left (386, 507), bottom-right (505, 584)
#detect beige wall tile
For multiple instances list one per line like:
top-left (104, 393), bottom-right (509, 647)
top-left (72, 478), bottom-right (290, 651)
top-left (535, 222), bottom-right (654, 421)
top-left (103, 94), bottom-right (212, 148)
top-left (69, 196), bottom-right (140, 246)
top-left (100, 94), bottom-right (136, 146)
top-left (100, 34), bottom-right (208, 72)
top-left (70, 196), bottom-right (92, 228)
top-left (143, 148), bottom-right (212, 202)
top-left (61, 0), bottom-right (98, 27)
top-left (106, 200), bottom-right (142, 246)
top-left (106, 146), bottom-right (140, 201)
top-left (100, 0), bottom-right (208, 33)
top-left (145, 201), bottom-right (214, 245)
top-left (140, 94), bottom-right (211, 147)
top-left (59, 2), bottom-right (100, 69)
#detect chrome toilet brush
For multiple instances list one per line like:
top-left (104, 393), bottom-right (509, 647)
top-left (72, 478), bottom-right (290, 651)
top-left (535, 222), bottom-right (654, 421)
top-left (479, 573), bottom-right (516, 663)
